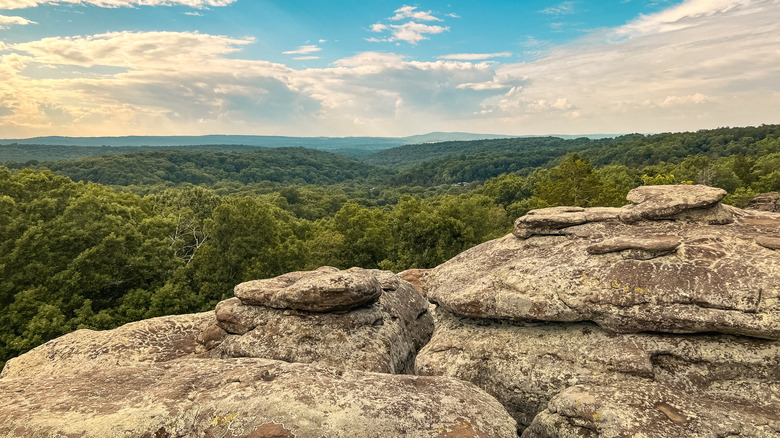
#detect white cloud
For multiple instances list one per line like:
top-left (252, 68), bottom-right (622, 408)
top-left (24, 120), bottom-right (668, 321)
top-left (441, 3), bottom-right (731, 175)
top-left (13, 31), bottom-right (253, 68)
top-left (390, 5), bottom-right (441, 21)
top-left (0, 0), bottom-right (236, 9)
top-left (370, 23), bottom-right (388, 32)
top-left (0, 13), bottom-right (34, 28)
top-left (439, 52), bottom-right (512, 61)
top-left (1, 0), bottom-right (779, 138)
top-left (379, 21), bottom-right (449, 44)
top-left (294, 56), bottom-right (319, 60)
top-left (486, 0), bottom-right (780, 134)
top-left (539, 1), bottom-right (576, 15)
top-left (283, 45), bottom-right (321, 55)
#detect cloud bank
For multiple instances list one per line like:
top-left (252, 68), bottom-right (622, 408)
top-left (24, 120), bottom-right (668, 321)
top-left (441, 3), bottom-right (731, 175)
top-left (0, 0), bottom-right (778, 138)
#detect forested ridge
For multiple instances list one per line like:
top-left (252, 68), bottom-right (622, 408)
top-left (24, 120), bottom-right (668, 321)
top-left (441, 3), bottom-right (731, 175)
top-left (2, 123), bottom-right (780, 369)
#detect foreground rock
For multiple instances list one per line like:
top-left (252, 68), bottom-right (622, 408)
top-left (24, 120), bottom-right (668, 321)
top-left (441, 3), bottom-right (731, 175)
top-left (419, 185), bottom-right (780, 433)
top-left (200, 267), bottom-right (434, 374)
top-left (524, 381), bottom-right (780, 437)
top-left (0, 357), bottom-right (518, 437)
top-left (416, 310), bottom-right (780, 431)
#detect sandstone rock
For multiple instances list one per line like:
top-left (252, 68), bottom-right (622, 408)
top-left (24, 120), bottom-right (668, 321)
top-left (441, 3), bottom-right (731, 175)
top-left (747, 191), bottom-right (780, 212)
top-left (0, 357), bottom-right (519, 437)
top-left (0, 312), bottom-right (214, 379)
top-left (523, 381), bottom-right (780, 437)
top-left (399, 268), bottom-right (432, 297)
top-left (416, 310), bottom-right (780, 431)
top-left (429, 187), bottom-right (780, 339)
top-left (234, 266), bottom-right (383, 312)
top-left (202, 268), bottom-right (434, 374)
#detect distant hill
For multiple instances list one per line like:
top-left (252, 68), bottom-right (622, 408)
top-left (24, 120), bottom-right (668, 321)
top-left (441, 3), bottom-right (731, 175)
top-left (5, 147), bottom-right (392, 187)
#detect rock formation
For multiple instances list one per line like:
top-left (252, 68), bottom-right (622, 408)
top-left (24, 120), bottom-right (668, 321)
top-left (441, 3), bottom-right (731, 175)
top-left (199, 266), bottom-right (434, 374)
top-left (747, 191), bottom-right (780, 212)
top-left (417, 185), bottom-right (780, 434)
top-left (2, 184), bottom-right (778, 437)
top-left (1, 268), bottom-right (516, 437)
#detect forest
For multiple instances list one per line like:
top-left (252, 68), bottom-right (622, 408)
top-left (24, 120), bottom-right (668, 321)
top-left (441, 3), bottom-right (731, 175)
top-left (1, 124), bottom-right (780, 369)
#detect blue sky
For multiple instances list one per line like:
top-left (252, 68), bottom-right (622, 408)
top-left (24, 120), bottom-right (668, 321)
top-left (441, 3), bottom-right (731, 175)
top-left (0, 0), bottom-right (778, 137)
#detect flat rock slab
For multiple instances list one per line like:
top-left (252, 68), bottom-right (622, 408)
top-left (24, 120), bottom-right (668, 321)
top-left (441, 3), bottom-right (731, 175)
top-left (523, 381), bottom-right (780, 437)
top-left (0, 312), bottom-right (213, 379)
top-left (235, 266), bottom-right (383, 312)
top-left (0, 358), bottom-right (518, 438)
top-left (747, 192), bottom-right (780, 213)
top-left (416, 310), bottom-right (780, 431)
top-left (204, 269), bottom-right (434, 373)
top-left (430, 204), bottom-right (780, 339)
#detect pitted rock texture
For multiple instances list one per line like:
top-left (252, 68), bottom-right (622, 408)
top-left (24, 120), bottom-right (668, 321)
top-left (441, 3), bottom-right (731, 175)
top-left (234, 266), bottom-right (383, 312)
top-left (0, 357), bottom-right (519, 438)
top-left (523, 381), bottom-right (780, 438)
top-left (200, 268), bottom-right (434, 374)
top-left (415, 310), bottom-right (780, 431)
top-left (399, 268), bottom-right (432, 297)
top-left (430, 186), bottom-right (780, 339)
top-left (747, 192), bottom-right (780, 212)
top-left (0, 312), bottom-right (213, 379)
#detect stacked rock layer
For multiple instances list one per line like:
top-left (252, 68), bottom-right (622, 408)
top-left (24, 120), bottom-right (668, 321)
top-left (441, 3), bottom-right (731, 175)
top-left (417, 185), bottom-right (780, 436)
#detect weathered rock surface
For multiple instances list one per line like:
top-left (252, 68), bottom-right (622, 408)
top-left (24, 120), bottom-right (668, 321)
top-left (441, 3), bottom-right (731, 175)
top-left (747, 191), bottom-right (780, 212)
top-left (416, 310), bottom-right (780, 430)
top-left (201, 268), bottom-right (434, 374)
top-left (430, 185), bottom-right (780, 339)
top-left (419, 185), bottom-right (780, 434)
top-left (400, 268), bottom-right (432, 297)
top-left (0, 312), bottom-right (214, 379)
top-left (234, 266), bottom-right (383, 312)
top-left (0, 357), bottom-right (519, 437)
top-left (523, 381), bottom-right (780, 437)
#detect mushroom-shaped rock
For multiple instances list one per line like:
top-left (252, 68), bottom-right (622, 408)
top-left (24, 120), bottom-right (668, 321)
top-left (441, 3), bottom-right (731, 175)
top-left (202, 267), bottom-right (434, 374)
top-left (234, 266), bottom-right (382, 312)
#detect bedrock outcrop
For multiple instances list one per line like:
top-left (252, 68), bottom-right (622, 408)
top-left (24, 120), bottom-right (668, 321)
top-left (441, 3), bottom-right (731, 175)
top-left (418, 185), bottom-right (780, 434)
top-left (747, 191), bottom-right (780, 212)
top-left (199, 266), bottom-right (434, 374)
top-left (0, 357), bottom-right (518, 437)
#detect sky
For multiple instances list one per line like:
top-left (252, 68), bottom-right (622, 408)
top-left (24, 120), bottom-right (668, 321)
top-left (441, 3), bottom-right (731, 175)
top-left (0, 0), bottom-right (779, 138)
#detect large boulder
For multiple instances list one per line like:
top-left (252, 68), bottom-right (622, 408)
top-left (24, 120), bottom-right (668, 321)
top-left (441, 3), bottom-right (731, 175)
top-left (427, 185), bottom-right (780, 339)
top-left (0, 357), bottom-right (519, 437)
top-left (418, 185), bottom-right (780, 433)
top-left (200, 267), bottom-right (435, 374)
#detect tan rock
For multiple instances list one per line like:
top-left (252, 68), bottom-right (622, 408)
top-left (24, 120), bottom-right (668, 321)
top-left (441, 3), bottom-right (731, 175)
top-left (429, 194), bottom-right (780, 339)
top-left (0, 312), bottom-right (213, 379)
top-left (234, 266), bottom-right (383, 312)
top-left (522, 381), bottom-right (780, 437)
top-left (747, 191), bottom-right (780, 212)
top-left (399, 268), bottom-right (432, 297)
top-left (416, 310), bottom-right (780, 431)
top-left (0, 358), bottom-right (519, 437)
top-left (203, 270), bottom-right (434, 373)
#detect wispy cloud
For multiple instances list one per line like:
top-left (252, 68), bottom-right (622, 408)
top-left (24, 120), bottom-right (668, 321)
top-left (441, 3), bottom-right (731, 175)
top-left (0, 0), bottom-right (236, 9)
top-left (439, 52), bottom-right (512, 61)
top-left (0, 13), bottom-right (34, 28)
top-left (539, 1), bottom-right (576, 15)
top-left (283, 45), bottom-right (322, 55)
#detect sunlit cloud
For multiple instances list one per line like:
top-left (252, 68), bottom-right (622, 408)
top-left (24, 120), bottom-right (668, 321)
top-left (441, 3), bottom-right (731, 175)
top-left (0, 0), bottom-right (778, 138)
top-left (0, 13), bottom-right (34, 28)
top-left (390, 5), bottom-right (442, 21)
top-left (282, 45), bottom-right (322, 55)
top-left (0, 0), bottom-right (236, 8)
